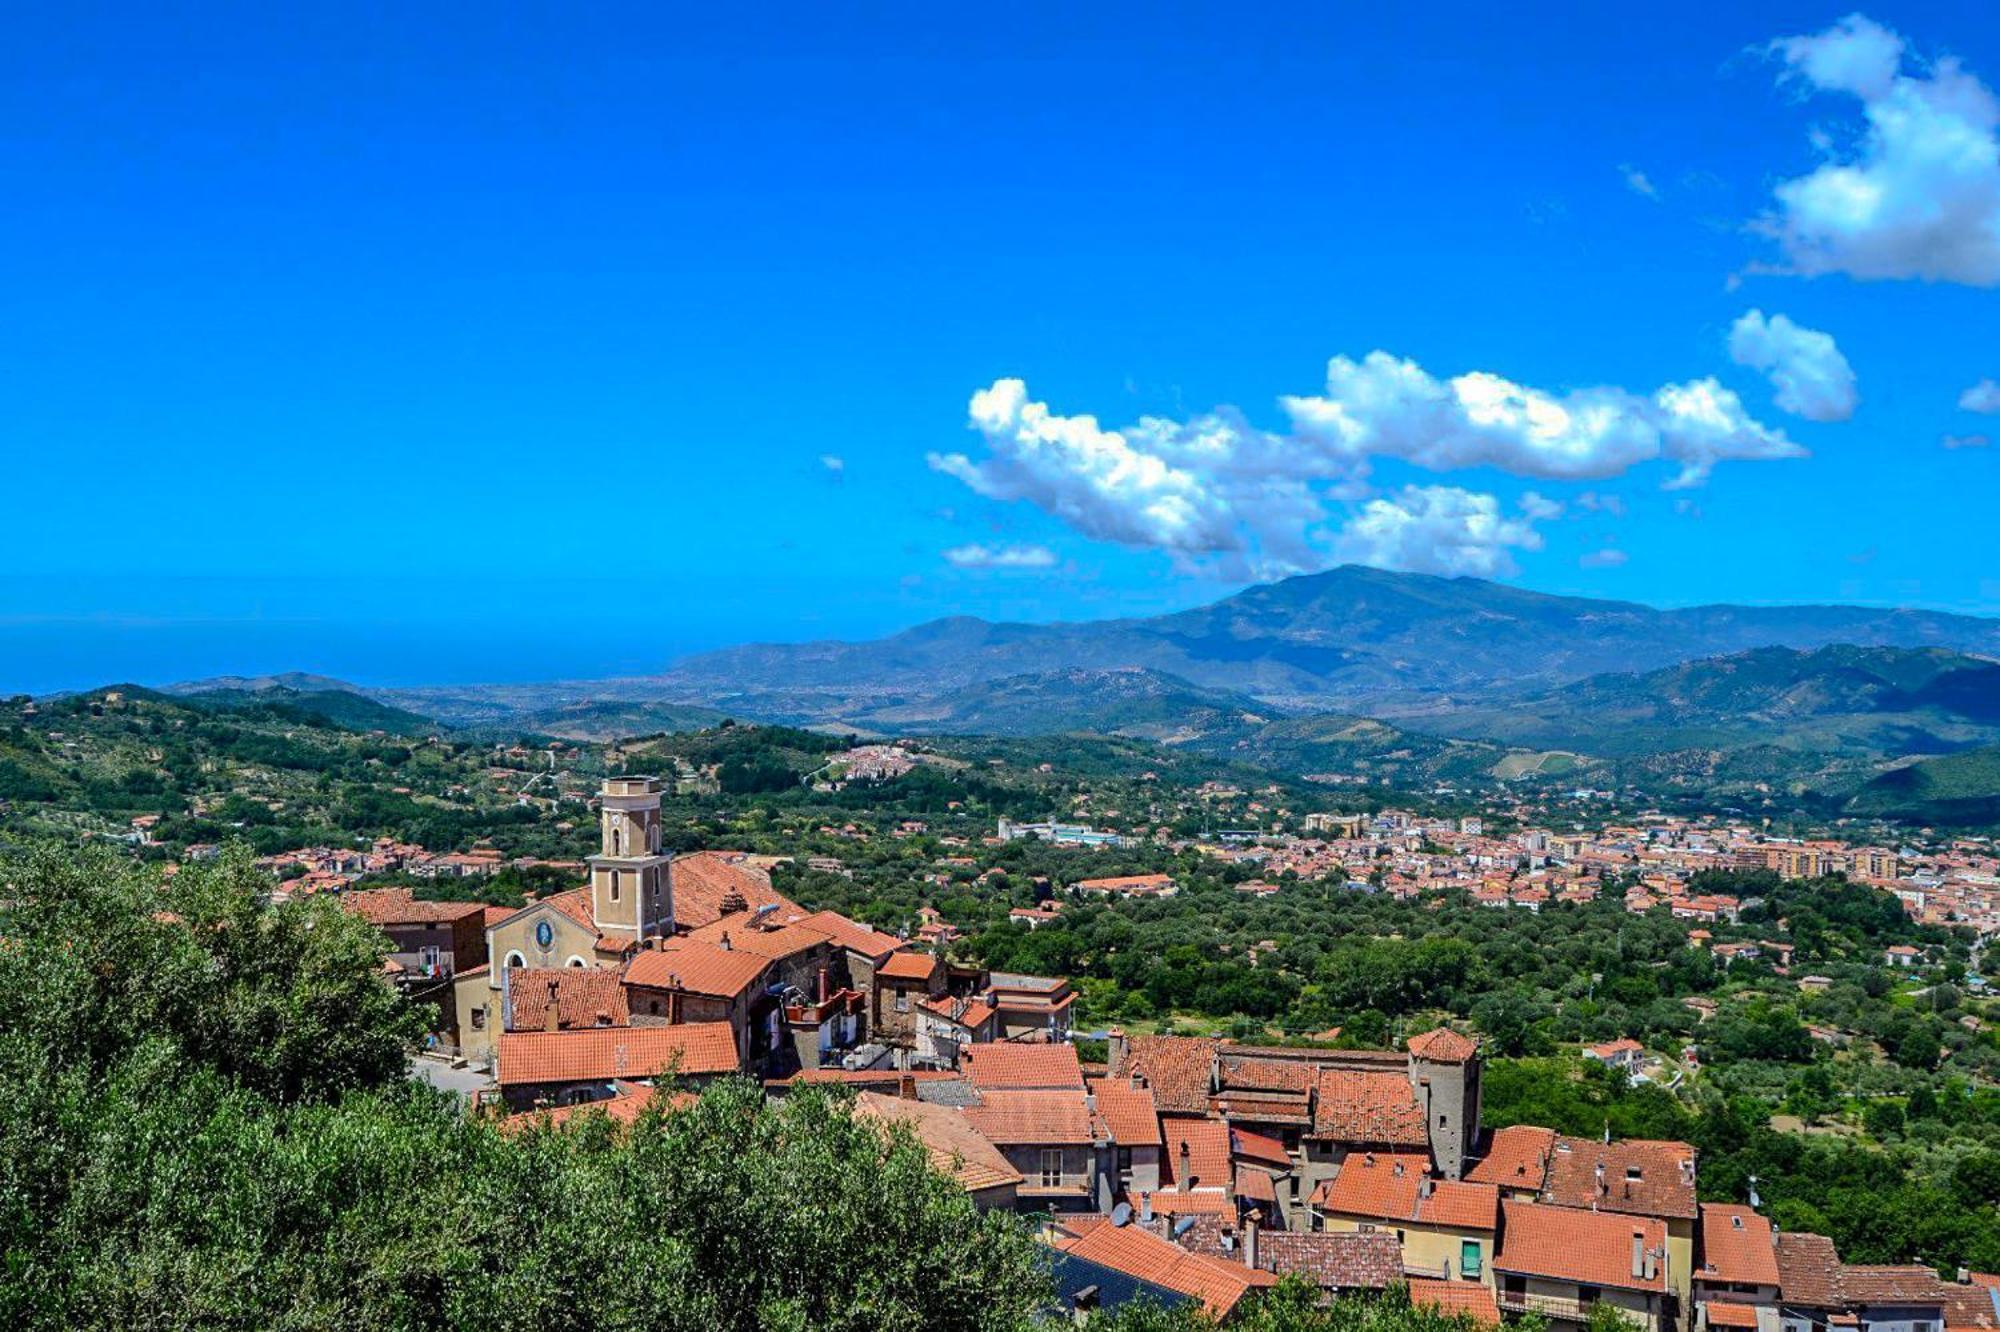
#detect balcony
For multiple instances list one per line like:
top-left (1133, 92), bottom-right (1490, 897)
top-left (1498, 1292), bottom-right (1643, 1325)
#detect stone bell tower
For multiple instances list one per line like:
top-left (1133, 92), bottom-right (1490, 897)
top-left (589, 776), bottom-right (673, 943)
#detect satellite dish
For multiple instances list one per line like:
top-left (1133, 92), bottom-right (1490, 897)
top-left (1110, 1202), bottom-right (1132, 1227)
top-left (1172, 1217), bottom-right (1198, 1239)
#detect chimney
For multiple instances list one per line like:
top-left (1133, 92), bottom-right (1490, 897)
top-left (899, 1073), bottom-right (918, 1101)
top-left (1179, 1139), bottom-right (1191, 1185)
top-left (1108, 1027), bottom-right (1129, 1075)
top-left (1596, 1162), bottom-right (1607, 1195)
top-left (1244, 1211), bottom-right (1261, 1272)
top-left (1631, 1233), bottom-right (1645, 1280)
top-left (719, 932), bottom-right (732, 951)
top-left (818, 966), bottom-right (829, 1004)
top-left (1140, 1192), bottom-right (1154, 1225)
top-left (543, 979), bottom-right (561, 1033)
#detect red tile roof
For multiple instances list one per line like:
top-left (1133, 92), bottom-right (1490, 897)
top-left (504, 967), bottom-right (631, 1031)
top-left (1313, 1068), bottom-right (1428, 1145)
top-left (624, 940), bottom-right (772, 998)
top-left (1316, 1153), bottom-right (1497, 1230)
top-left (962, 1090), bottom-right (1094, 1146)
top-left (1700, 1204), bottom-right (1781, 1287)
top-left (497, 1022), bottom-right (739, 1087)
top-left (1163, 1117), bottom-right (1233, 1193)
top-left (855, 1092), bottom-right (1021, 1194)
top-left (1121, 1035), bottom-right (1220, 1114)
top-left (1774, 1232), bottom-right (1842, 1308)
top-left (669, 852), bottom-right (798, 931)
top-left (1089, 1076), bottom-right (1163, 1146)
top-left (1496, 1200), bottom-right (1668, 1293)
top-left (1049, 1223), bottom-right (1260, 1318)
top-left (793, 909), bottom-right (901, 961)
top-left (685, 912), bottom-right (830, 962)
top-left (1542, 1136), bottom-right (1698, 1221)
top-left (965, 1042), bottom-right (1085, 1092)
top-left (877, 949), bottom-right (944, 982)
top-left (500, 1082), bottom-right (696, 1132)
top-left (1409, 1278), bottom-right (1502, 1327)
top-left (338, 887), bottom-right (486, 926)
top-left (1407, 1027), bottom-right (1478, 1062)
top-left (1707, 1302), bottom-right (1762, 1328)
top-left (1465, 1124), bottom-right (1555, 1191)
top-left (1258, 1231), bottom-right (1405, 1290)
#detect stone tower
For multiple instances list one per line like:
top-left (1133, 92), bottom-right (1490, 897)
top-left (1406, 1027), bottom-right (1481, 1180)
top-left (589, 776), bottom-right (673, 943)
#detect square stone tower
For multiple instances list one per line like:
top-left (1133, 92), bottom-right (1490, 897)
top-left (589, 776), bottom-right (673, 943)
top-left (1406, 1027), bottom-right (1481, 1180)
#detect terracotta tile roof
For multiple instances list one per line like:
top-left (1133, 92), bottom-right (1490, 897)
top-left (1840, 1266), bottom-right (1954, 1306)
top-left (962, 1090), bottom-right (1094, 1146)
top-left (500, 1082), bottom-right (697, 1132)
top-left (684, 912), bottom-right (830, 962)
top-left (854, 1092), bottom-right (1022, 1194)
top-left (504, 967), bottom-right (631, 1031)
top-left (497, 1022), bottom-right (739, 1087)
top-left (1495, 1200), bottom-right (1668, 1293)
top-left (1940, 1283), bottom-right (2000, 1329)
top-left (1774, 1232), bottom-right (1842, 1308)
top-left (1699, 1204), bottom-right (1781, 1287)
top-left (669, 852), bottom-right (797, 931)
top-left (1407, 1027), bottom-right (1478, 1062)
top-left (1236, 1165), bottom-right (1279, 1203)
top-left (919, 995), bottom-right (997, 1030)
top-left (1122, 1035), bottom-right (1220, 1114)
top-left (1313, 1069), bottom-right (1428, 1145)
top-left (1465, 1124), bottom-right (1556, 1191)
top-left (1049, 1223), bottom-right (1260, 1318)
top-left (1089, 1076), bottom-right (1163, 1146)
top-left (483, 904), bottom-right (521, 930)
top-left (1163, 1117), bottom-right (1233, 1192)
top-left (338, 887), bottom-right (486, 926)
top-left (1542, 1136), bottom-right (1698, 1220)
top-left (1220, 1053), bottom-right (1314, 1092)
top-left (1316, 1153), bottom-right (1497, 1230)
top-left (1229, 1125), bottom-right (1292, 1169)
top-left (1408, 1280), bottom-right (1504, 1320)
top-left (1707, 1302), bottom-right (1762, 1328)
top-left (793, 909), bottom-right (901, 961)
top-left (1213, 1089), bottom-right (1313, 1125)
top-left (876, 949), bottom-right (943, 982)
top-left (1409, 1279), bottom-right (1502, 1327)
top-left (1143, 1188), bottom-right (1239, 1216)
top-left (624, 940), bottom-right (772, 998)
top-left (965, 1042), bottom-right (1085, 1092)
top-left (1259, 1231), bottom-right (1404, 1290)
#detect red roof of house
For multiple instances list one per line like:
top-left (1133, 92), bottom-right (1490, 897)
top-left (1409, 1279), bottom-right (1502, 1327)
top-left (962, 1090), bottom-right (1094, 1146)
top-left (669, 852), bottom-right (798, 931)
top-left (338, 887), bottom-right (486, 926)
top-left (877, 949), bottom-right (944, 982)
top-left (1707, 1302), bottom-right (1763, 1328)
top-left (1313, 1068), bottom-right (1428, 1145)
top-left (1089, 1076), bottom-right (1163, 1146)
top-left (1542, 1136), bottom-right (1698, 1221)
top-left (1407, 1027), bottom-right (1478, 1062)
top-left (1316, 1152), bottom-right (1497, 1230)
top-left (1162, 1117), bottom-right (1234, 1193)
top-left (1465, 1124), bottom-right (1556, 1191)
top-left (965, 1042), bottom-right (1085, 1091)
top-left (1120, 1035), bottom-right (1220, 1114)
top-left (504, 967), bottom-right (631, 1031)
top-left (1496, 1200), bottom-right (1668, 1293)
top-left (793, 909), bottom-right (901, 961)
top-left (624, 940), bottom-right (772, 998)
top-left (497, 1022), bottom-right (738, 1087)
top-left (1700, 1204), bottom-right (1781, 1287)
top-left (855, 1092), bottom-right (1021, 1194)
top-left (1049, 1223), bottom-right (1260, 1318)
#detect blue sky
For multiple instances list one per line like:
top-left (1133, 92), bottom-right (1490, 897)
top-left (5, 2), bottom-right (1999, 692)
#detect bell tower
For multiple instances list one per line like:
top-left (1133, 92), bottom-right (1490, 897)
top-left (589, 776), bottom-right (673, 943)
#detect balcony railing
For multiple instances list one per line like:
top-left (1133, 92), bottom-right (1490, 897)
top-left (1498, 1292), bottom-right (1644, 1324)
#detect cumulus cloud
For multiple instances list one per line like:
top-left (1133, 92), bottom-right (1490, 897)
top-left (1727, 310), bottom-right (1859, 421)
top-left (1282, 353), bottom-right (1801, 488)
top-left (1960, 378), bottom-right (2000, 412)
top-left (1758, 14), bottom-right (2000, 285)
top-left (934, 360), bottom-right (1800, 578)
top-left (1333, 486), bottom-right (1548, 579)
top-left (941, 542), bottom-right (1058, 570)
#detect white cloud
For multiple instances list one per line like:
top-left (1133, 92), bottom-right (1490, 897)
top-left (1960, 378), bottom-right (2000, 412)
top-left (1726, 310), bottom-right (1859, 421)
top-left (1519, 490), bottom-right (1565, 521)
top-left (941, 542), bottom-right (1058, 570)
top-left (1282, 353), bottom-right (1801, 487)
top-left (1759, 14), bottom-right (2000, 285)
top-left (1943, 433), bottom-right (1991, 449)
top-left (1580, 547), bottom-right (1630, 569)
top-left (1333, 486), bottom-right (1547, 578)
top-left (819, 454), bottom-right (845, 473)
top-left (1576, 490), bottom-right (1627, 517)
top-left (1620, 165), bottom-right (1661, 200)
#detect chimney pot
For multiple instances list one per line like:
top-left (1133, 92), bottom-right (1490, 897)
top-left (1631, 1233), bottom-right (1645, 1280)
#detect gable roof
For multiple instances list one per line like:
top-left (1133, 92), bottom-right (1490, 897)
top-left (1496, 1200), bottom-right (1668, 1294)
top-left (1409, 1278), bottom-right (1502, 1327)
top-left (1258, 1232), bottom-right (1405, 1290)
top-left (1699, 1204), bottom-right (1781, 1288)
top-left (965, 1042), bottom-right (1085, 1092)
top-left (338, 887), bottom-right (486, 927)
top-left (624, 940), bottom-right (772, 998)
top-left (1465, 1124), bottom-right (1556, 1191)
top-left (504, 967), bottom-right (631, 1031)
top-left (1089, 1076), bottom-right (1164, 1147)
top-left (793, 909), bottom-right (901, 961)
top-left (1774, 1232), bottom-right (1842, 1309)
top-left (877, 949), bottom-right (944, 982)
top-left (669, 852), bottom-right (798, 931)
top-left (1162, 1116), bottom-right (1234, 1193)
top-left (1121, 1035), bottom-right (1220, 1114)
top-left (962, 1090), bottom-right (1094, 1146)
top-left (684, 911), bottom-right (830, 962)
top-left (1048, 1222), bottom-right (1261, 1319)
top-left (1316, 1153), bottom-right (1497, 1230)
top-left (1542, 1136), bottom-right (1698, 1221)
top-left (854, 1092), bottom-right (1021, 1194)
top-left (497, 1022), bottom-right (739, 1087)
top-left (1313, 1068), bottom-right (1427, 1145)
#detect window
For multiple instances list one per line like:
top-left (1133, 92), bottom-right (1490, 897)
top-left (894, 987), bottom-right (909, 1012)
top-left (1578, 1286), bottom-right (1600, 1309)
top-left (608, 870), bottom-right (621, 902)
top-left (1461, 1239), bottom-right (1482, 1280)
top-left (565, 955), bottom-right (587, 968)
top-left (504, 950), bottom-right (526, 969)
top-left (1040, 1150), bottom-right (1064, 1188)
top-left (612, 825), bottom-right (623, 855)
top-left (470, 1007), bottom-right (487, 1031)
top-left (1116, 1147), bottom-right (1133, 1186)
